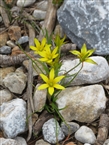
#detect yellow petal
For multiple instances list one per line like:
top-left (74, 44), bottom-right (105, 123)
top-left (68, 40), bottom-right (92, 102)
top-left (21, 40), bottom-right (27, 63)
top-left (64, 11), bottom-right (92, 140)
top-left (40, 74), bottom-right (48, 83)
top-left (70, 50), bottom-right (81, 56)
top-left (30, 46), bottom-right (38, 51)
top-left (81, 43), bottom-right (87, 54)
top-left (34, 38), bottom-right (40, 48)
top-left (41, 37), bottom-right (46, 48)
top-left (49, 68), bottom-right (54, 80)
top-left (85, 58), bottom-right (97, 64)
top-left (48, 87), bottom-right (54, 95)
top-left (39, 58), bottom-right (48, 62)
top-left (87, 49), bottom-right (95, 57)
top-left (54, 84), bottom-right (65, 90)
top-left (38, 84), bottom-right (49, 90)
top-left (52, 46), bottom-right (58, 56)
top-left (52, 53), bottom-right (59, 59)
top-left (54, 75), bottom-right (65, 83)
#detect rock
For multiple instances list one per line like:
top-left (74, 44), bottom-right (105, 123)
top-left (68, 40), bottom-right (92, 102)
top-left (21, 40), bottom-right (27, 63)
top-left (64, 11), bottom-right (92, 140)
top-left (33, 9), bottom-right (46, 20)
top-left (0, 137), bottom-right (27, 145)
top-left (61, 121), bottom-right (80, 135)
top-left (7, 40), bottom-right (16, 48)
top-left (0, 89), bottom-right (13, 105)
top-left (103, 139), bottom-right (109, 145)
top-left (33, 84), bottom-right (47, 112)
top-left (0, 138), bottom-right (18, 145)
top-left (3, 69), bottom-right (27, 94)
top-left (60, 56), bottom-right (109, 86)
top-left (11, 46), bottom-right (21, 56)
top-left (0, 32), bottom-right (8, 47)
top-left (56, 84), bottom-right (107, 123)
top-left (0, 67), bottom-right (15, 86)
top-left (16, 36), bottom-right (29, 45)
top-left (75, 126), bottom-right (96, 144)
top-left (57, 0), bottom-right (109, 55)
top-left (14, 136), bottom-right (27, 145)
top-left (84, 144), bottom-right (91, 145)
top-left (42, 118), bottom-right (65, 144)
top-left (0, 46), bottom-right (11, 54)
top-left (0, 98), bottom-right (26, 138)
top-left (17, 0), bottom-right (36, 7)
top-left (8, 26), bottom-right (21, 41)
top-left (35, 139), bottom-right (51, 145)
top-left (0, 16), bottom-right (2, 22)
top-left (36, 0), bottom-right (48, 11)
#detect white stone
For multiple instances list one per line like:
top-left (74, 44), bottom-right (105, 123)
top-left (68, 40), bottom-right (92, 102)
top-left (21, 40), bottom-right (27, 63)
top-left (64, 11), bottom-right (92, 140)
top-left (42, 118), bottom-right (65, 144)
top-left (36, 0), bottom-right (48, 11)
top-left (33, 9), bottom-right (46, 20)
top-left (33, 84), bottom-right (47, 112)
top-left (84, 144), bottom-right (91, 145)
top-left (17, 0), bottom-right (36, 7)
top-left (0, 89), bottom-right (13, 105)
top-left (14, 137), bottom-right (27, 145)
top-left (60, 56), bottom-right (109, 86)
top-left (3, 69), bottom-right (27, 94)
top-left (35, 139), bottom-right (51, 145)
top-left (75, 126), bottom-right (96, 144)
top-left (103, 139), bottom-right (109, 145)
top-left (56, 84), bottom-right (107, 122)
top-left (0, 98), bottom-right (26, 138)
top-left (0, 138), bottom-right (18, 145)
top-left (0, 137), bottom-right (27, 145)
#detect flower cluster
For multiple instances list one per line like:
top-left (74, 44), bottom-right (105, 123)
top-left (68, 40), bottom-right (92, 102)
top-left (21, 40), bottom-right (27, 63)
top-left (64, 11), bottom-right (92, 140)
top-left (30, 37), bottom-right (96, 97)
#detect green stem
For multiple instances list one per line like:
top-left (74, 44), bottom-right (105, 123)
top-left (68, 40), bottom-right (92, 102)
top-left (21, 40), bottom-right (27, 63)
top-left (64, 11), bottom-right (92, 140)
top-left (18, 43), bottom-right (44, 74)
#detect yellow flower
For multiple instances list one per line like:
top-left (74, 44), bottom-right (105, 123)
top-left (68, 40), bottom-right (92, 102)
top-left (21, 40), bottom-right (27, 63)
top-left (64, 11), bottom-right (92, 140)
top-left (38, 68), bottom-right (65, 95)
top-left (39, 46), bottom-right (59, 64)
top-left (70, 43), bottom-right (97, 64)
top-left (30, 37), bottom-right (51, 54)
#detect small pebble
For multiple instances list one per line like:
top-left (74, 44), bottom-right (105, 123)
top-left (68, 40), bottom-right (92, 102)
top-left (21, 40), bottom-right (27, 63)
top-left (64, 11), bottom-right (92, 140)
top-left (0, 46), bottom-right (11, 54)
top-left (33, 9), bottom-right (46, 20)
top-left (7, 40), bottom-right (16, 48)
top-left (16, 36), bottom-right (29, 44)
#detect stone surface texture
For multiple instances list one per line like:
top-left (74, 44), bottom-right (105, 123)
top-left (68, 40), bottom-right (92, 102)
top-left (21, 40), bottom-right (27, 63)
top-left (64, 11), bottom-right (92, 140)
top-left (33, 9), bottom-right (46, 20)
top-left (60, 56), bottom-right (109, 86)
top-left (75, 126), bottom-right (96, 144)
top-left (61, 121), bottom-right (80, 135)
top-left (3, 68), bottom-right (27, 94)
top-left (33, 84), bottom-right (47, 112)
top-left (17, 0), bottom-right (36, 7)
top-left (35, 139), bottom-right (51, 145)
top-left (56, 84), bottom-right (107, 122)
top-left (0, 89), bottom-right (13, 105)
top-left (42, 118), bottom-right (65, 144)
top-left (0, 67), bottom-right (15, 86)
top-left (57, 0), bottom-right (109, 55)
top-left (0, 98), bottom-right (26, 138)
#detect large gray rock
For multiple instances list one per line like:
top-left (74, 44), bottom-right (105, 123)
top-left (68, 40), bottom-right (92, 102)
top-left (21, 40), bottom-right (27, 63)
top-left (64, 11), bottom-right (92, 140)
top-left (0, 98), bottom-right (26, 138)
top-left (57, 0), bottom-right (109, 55)
top-left (60, 56), bottom-right (109, 86)
top-left (56, 84), bottom-right (107, 123)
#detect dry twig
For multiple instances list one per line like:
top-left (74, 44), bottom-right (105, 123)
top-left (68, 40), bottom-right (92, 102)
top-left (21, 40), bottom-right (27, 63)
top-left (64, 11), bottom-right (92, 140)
top-left (0, 0), bottom-right (10, 27)
top-left (38, 0), bottom-right (58, 40)
top-left (27, 60), bottom-right (34, 141)
top-left (95, 114), bottom-right (109, 145)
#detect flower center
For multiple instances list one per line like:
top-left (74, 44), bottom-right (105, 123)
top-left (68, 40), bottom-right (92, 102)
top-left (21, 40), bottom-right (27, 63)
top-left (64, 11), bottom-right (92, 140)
top-left (48, 80), bottom-right (54, 87)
